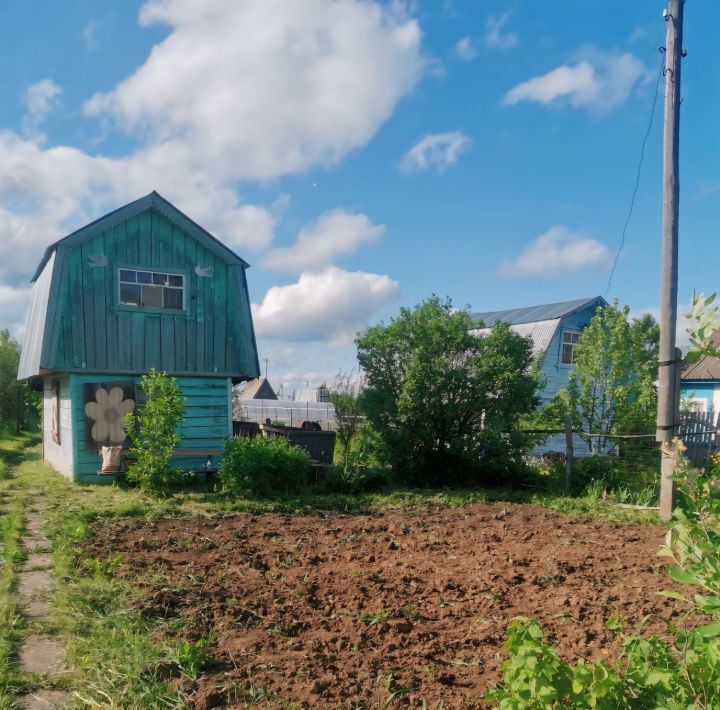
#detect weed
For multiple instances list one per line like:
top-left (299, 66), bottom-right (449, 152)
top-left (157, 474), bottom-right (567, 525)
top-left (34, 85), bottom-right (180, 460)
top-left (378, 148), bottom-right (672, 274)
top-left (360, 610), bottom-right (389, 626)
top-left (171, 635), bottom-right (216, 680)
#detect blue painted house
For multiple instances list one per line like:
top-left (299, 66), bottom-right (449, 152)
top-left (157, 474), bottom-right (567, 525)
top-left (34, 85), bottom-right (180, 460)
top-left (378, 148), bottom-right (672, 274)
top-left (18, 192), bottom-right (260, 482)
top-left (470, 296), bottom-right (607, 453)
top-left (681, 331), bottom-right (720, 415)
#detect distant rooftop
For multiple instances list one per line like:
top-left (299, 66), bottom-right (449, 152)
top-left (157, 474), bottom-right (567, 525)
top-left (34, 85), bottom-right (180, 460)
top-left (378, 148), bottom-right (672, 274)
top-left (470, 296), bottom-right (605, 327)
top-left (682, 331), bottom-right (720, 382)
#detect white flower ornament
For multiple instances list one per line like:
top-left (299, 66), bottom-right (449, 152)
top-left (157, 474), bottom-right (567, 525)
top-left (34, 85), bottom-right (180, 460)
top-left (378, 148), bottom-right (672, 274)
top-left (84, 387), bottom-right (135, 444)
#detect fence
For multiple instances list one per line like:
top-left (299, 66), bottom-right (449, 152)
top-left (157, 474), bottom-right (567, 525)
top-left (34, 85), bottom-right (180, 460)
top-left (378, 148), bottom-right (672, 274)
top-left (234, 398), bottom-right (336, 431)
top-left (679, 411), bottom-right (720, 464)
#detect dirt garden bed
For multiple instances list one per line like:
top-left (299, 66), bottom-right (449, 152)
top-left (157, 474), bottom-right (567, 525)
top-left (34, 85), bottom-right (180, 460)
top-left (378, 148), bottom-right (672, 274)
top-left (86, 503), bottom-right (685, 708)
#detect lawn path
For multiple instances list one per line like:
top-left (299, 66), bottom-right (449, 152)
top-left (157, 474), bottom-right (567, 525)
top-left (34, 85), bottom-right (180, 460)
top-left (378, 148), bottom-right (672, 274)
top-left (14, 490), bottom-right (69, 708)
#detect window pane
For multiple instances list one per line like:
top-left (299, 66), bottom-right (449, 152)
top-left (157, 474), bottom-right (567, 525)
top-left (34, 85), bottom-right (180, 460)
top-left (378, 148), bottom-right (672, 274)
top-left (137, 271), bottom-right (152, 284)
top-left (141, 285), bottom-right (163, 308)
top-left (163, 287), bottom-right (183, 310)
top-left (119, 269), bottom-right (136, 283)
top-left (561, 344), bottom-right (574, 365)
top-left (153, 272), bottom-right (168, 286)
top-left (120, 283), bottom-right (141, 306)
top-left (168, 274), bottom-right (183, 287)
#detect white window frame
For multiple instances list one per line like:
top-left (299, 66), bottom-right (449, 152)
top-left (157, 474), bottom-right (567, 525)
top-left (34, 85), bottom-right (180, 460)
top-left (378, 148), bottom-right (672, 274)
top-left (560, 329), bottom-right (581, 365)
top-left (118, 268), bottom-right (185, 311)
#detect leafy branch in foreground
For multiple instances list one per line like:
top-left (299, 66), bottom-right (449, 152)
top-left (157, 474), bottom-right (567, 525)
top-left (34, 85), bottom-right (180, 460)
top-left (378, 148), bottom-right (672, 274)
top-left (487, 450), bottom-right (720, 708)
top-left (686, 291), bottom-right (720, 362)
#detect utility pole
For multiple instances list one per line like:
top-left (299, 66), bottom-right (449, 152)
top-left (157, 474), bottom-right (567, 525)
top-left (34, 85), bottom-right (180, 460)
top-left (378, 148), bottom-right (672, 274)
top-left (263, 357), bottom-right (269, 379)
top-left (657, 0), bottom-right (685, 522)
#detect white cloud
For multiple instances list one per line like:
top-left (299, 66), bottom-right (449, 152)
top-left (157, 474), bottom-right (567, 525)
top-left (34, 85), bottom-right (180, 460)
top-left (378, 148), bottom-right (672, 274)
top-left (485, 12), bottom-right (518, 50)
top-left (503, 49), bottom-right (645, 115)
top-left (82, 20), bottom-right (100, 51)
top-left (400, 131), bottom-right (471, 173)
top-left (263, 210), bottom-right (384, 272)
top-left (22, 79), bottom-right (62, 142)
top-left (252, 267), bottom-right (399, 343)
top-left (455, 37), bottom-right (477, 61)
top-left (84, 0), bottom-right (423, 181)
top-left (500, 226), bottom-right (611, 277)
top-left (0, 0), bottom-right (424, 289)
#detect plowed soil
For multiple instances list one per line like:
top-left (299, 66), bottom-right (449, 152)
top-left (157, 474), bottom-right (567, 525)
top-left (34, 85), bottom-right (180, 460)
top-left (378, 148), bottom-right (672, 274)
top-left (86, 504), bottom-right (683, 708)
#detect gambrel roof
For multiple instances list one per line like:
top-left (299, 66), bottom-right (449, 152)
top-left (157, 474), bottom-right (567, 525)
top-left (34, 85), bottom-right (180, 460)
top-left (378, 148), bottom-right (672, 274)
top-left (469, 296), bottom-right (607, 356)
top-left (470, 296), bottom-right (605, 327)
top-left (31, 191), bottom-right (249, 282)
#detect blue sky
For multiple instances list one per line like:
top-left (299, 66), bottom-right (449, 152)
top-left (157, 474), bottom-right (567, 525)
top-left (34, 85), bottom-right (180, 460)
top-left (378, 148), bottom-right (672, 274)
top-left (0, 0), bottom-right (718, 391)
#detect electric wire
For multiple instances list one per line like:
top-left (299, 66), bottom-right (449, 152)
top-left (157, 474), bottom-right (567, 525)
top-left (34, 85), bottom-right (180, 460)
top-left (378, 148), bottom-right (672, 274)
top-left (604, 50), bottom-right (667, 295)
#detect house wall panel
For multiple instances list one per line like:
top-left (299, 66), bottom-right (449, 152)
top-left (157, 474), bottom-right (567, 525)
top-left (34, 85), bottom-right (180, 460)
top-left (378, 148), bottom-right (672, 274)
top-left (68, 373), bottom-right (231, 484)
top-left (42, 375), bottom-right (74, 478)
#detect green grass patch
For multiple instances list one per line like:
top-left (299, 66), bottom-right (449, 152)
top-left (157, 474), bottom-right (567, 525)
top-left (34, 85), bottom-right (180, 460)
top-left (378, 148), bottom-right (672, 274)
top-left (13, 452), bottom-right (187, 708)
top-left (0, 495), bottom-right (26, 701)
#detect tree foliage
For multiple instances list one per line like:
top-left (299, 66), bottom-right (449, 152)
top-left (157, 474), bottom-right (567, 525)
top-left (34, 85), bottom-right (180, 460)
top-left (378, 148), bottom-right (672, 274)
top-left (0, 329), bottom-right (39, 435)
top-left (545, 303), bottom-right (659, 453)
top-left (356, 296), bottom-right (541, 485)
top-left (686, 291), bottom-right (720, 360)
top-left (125, 370), bottom-right (184, 494)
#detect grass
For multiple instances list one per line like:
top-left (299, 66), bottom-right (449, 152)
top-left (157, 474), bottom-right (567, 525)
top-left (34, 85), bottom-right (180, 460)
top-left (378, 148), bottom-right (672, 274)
top-left (0, 498), bottom-right (25, 703)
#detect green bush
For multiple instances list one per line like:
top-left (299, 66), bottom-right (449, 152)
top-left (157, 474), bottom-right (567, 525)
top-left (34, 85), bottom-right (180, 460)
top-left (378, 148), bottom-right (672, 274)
top-left (487, 455), bottom-right (720, 708)
top-left (125, 370), bottom-right (185, 495)
top-left (219, 436), bottom-right (311, 497)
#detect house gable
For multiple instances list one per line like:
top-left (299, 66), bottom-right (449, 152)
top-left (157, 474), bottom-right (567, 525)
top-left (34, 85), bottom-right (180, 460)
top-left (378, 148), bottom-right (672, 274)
top-left (21, 193), bottom-right (260, 382)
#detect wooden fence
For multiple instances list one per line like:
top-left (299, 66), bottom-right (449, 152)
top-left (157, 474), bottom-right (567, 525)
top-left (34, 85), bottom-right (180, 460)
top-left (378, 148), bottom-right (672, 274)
top-left (679, 411), bottom-right (720, 464)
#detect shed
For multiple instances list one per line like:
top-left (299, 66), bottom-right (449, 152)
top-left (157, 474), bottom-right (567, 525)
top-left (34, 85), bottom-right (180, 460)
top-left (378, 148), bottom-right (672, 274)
top-left (18, 191), bottom-right (260, 482)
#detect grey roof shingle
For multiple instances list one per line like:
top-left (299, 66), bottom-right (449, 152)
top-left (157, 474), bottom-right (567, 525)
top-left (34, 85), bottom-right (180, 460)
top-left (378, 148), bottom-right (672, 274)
top-left (682, 331), bottom-right (720, 382)
top-left (470, 296), bottom-right (605, 327)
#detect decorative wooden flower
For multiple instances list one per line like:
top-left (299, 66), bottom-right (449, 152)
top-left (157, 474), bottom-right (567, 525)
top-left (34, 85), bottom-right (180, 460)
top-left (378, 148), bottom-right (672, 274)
top-left (84, 387), bottom-right (135, 444)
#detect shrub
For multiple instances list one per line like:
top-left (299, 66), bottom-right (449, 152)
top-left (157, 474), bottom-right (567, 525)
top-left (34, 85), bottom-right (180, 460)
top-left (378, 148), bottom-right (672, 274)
top-left (356, 296), bottom-right (541, 486)
top-left (220, 436), bottom-right (311, 497)
top-left (125, 370), bottom-right (184, 495)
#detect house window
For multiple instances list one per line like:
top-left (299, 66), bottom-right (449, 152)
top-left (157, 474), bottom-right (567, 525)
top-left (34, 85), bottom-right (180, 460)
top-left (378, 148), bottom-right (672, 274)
top-left (560, 330), bottom-right (581, 365)
top-left (119, 269), bottom-right (184, 310)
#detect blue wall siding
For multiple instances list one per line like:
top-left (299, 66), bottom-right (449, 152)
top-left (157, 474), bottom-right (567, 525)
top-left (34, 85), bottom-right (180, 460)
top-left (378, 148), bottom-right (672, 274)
top-left (535, 305), bottom-right (599, 456)
top-left (680, 382), bottom-right (718, 412)
top-left (69, 373), bottom-right (231, 484)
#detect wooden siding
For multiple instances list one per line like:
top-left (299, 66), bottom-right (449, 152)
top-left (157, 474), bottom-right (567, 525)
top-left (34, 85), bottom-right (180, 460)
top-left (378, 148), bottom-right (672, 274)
top-left (534, 304), bottom-right (600, 457)
top-left (69, 373), bottom-right (231, 484)
top-left (42, 375), bottom-right (74, 478)
top-left (41, 208), bottom-right (259, 380)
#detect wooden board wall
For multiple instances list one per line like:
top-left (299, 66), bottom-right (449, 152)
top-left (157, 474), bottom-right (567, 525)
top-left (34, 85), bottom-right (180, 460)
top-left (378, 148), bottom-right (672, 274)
top-left (43, 208), bottom-right (258, 379)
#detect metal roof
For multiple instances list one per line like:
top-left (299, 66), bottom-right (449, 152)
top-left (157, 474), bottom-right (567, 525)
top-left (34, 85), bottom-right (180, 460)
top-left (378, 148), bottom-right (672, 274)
top-left (682, 331), bottom-right (720, 382)
top-left (470, 296), bottom-right (606, 327)
top-left (17, 251), bottom-right (55, 380)
top-left (470, 318), bottom-right (561, 356)
top-left (31, 191), bottom-right (250, 282)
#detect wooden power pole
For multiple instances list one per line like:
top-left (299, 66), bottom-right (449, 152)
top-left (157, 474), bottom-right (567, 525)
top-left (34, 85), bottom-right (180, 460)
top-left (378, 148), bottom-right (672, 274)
top-left (657, 0), bottom-right (685, 522)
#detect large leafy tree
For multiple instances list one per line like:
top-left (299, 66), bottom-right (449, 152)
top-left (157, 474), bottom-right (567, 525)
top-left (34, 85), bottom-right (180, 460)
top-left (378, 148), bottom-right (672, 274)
top-left (549, 303), bottom-right (659, 453)
top-left (0, 329), bottom-right (39, 434)
top-left (356, 296), bottom-right (541, 484)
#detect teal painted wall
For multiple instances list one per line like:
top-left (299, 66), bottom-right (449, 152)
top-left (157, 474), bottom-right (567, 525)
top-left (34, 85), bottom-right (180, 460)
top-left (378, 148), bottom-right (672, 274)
top-left (69, 373), bottom-right (231, 484)
top-left (43, 207), bottom-right (258, 380)
top-left (680, 382), bottom-right (718, 412)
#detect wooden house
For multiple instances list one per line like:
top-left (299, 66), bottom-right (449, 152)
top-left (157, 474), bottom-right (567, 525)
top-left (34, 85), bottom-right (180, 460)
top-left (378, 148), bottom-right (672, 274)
top-left (470, 296), bottom-right (607, 454)
top-left (17, 192), bottom-right (260, 482)
top-left (681, 330), bottom-right (720, 415)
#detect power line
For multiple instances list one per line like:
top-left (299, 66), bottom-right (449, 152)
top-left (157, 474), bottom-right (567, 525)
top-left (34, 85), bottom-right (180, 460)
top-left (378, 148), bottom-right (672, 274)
top-left (605, 49), bottom-right (666, 295)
